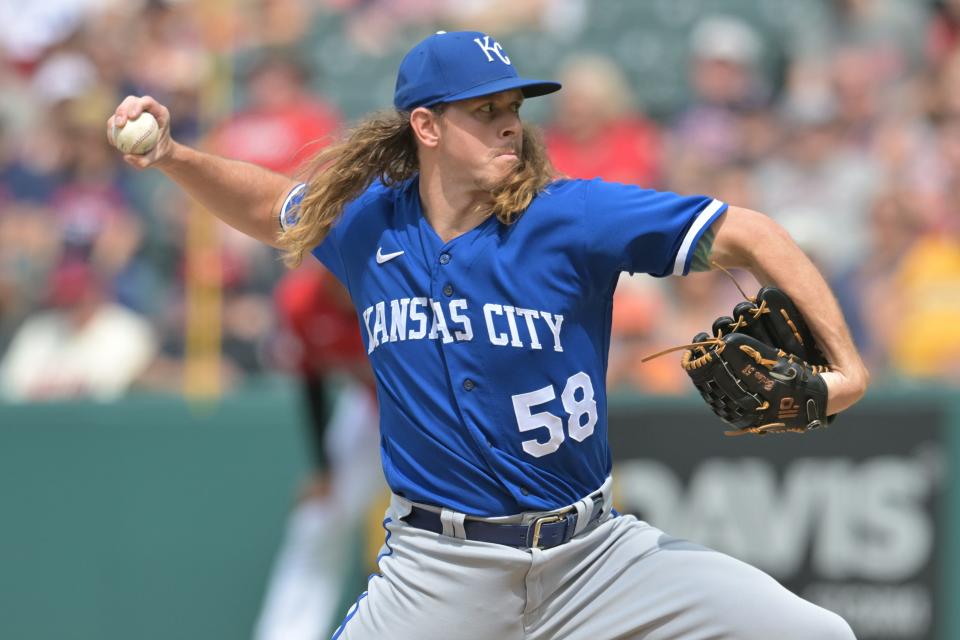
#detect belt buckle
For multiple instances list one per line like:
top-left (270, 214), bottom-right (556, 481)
top-left (529, 512), bottom-right (565, 549)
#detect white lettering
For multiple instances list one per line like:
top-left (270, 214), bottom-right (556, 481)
top-left (814, 457), bottom-right (933, 580)
top-left (373, 301), bottom-right (388, 347)
top-left (616, 454), bottom-right (940, 581)
top-left (362, 305), bottom-right (377, 354)
top-left (429, 301), bottom-right (454, 344)
top-left (389, 298), bottom-right (409, 343)
top-left (484, 303), bottom-right (509, 346)
top-left (515, 307), bottom-right (542, 350)
top-left (541, 312), bottom-right (564, 352)
top-left (449, 299), bottom-right (473, 341)
top-left (501, 305), bottom-right (523, 347)
top-left (362, 297), bottom-right (564, 354)
top-left (408, 297), bottom-right (428, 340)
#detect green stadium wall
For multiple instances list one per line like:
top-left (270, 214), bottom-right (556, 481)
top-left (1, 384), bottom-right (957, 640)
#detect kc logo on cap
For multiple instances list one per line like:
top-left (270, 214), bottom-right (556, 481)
top-left (473, 35), bottom-right (511, 65)
top-left (393, 30), bottom-right (560, 111)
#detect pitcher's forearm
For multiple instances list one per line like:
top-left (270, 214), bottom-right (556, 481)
top-left (108, 96), bottom-right (300, 248)
top-left (744, 233), bottom-right (868, 413)
top-left (710, 207), bottom-right (869, 414)
top-left (157, 142), bottom-right (296, 247)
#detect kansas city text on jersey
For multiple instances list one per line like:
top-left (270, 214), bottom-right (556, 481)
top-left (361, 297), bottom-right (565, 354)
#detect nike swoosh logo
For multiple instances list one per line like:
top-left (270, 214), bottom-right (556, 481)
top-left (376, 247), bottom-right (405, 264)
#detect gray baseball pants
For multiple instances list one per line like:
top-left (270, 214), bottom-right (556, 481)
top-left (332, 486), bottom-right (855, 640)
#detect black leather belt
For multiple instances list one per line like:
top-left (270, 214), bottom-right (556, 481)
top-left (402, 499), bottom-right (606, 550)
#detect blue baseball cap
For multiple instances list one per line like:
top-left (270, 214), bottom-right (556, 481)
top-left (394, 30), bottom-right (561, 111)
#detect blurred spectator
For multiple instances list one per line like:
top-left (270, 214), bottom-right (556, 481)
top-left (838, 189), bottom-right (925, 373)
top-left (0, 132), bottom-right (61, 345)
top-left (751, 90), bottom-right (879, 277)
top-left (933, 108), bottom-right (960, 213)
top-left (240, 0), bottom-right (320, 48)
top-left (201, 49), bottom-right (346, 387)
top-left (882, 229), bottom-right (960, 380)
top-left (670, 15), bottom-right (772, 176)
top-left (857, 111), bottom-right (960, 380)
top-left (1, 0), bottom-right (959, 394)
top-left (0, 260), bottom-right (157, 402)
top-left (446, 0), bottom-right (587, 39)
top-left (323, 0), bottom-right (449, 55)
top-left (545, 54), bottom-right (661, 186)
top-left (138, 251), bottom-right (277, 393)
top-left (927, 0), bottom-right (960, 68)
top-left (0, 0), bottom-right (93, 66)
top-left (829, 45), bottom-right (890, 147)
top-left (825, 0), bottom-right (927, 67)
top-left (210, 51), bottom-right (341, 176)
top-left (121, 1), bottom-right (211, 142)
top-left (929, 47), bottom-right (960, 119)
top-left (207, 48), bottom-right (341, 294)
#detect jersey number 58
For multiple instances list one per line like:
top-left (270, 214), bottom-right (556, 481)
top-left (511, 372), bottom-right (598, 457)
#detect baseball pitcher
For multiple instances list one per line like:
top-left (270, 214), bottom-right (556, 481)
top-left (108, 30), bottom-right (867, 640)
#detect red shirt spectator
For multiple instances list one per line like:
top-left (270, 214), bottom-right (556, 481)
top-left (547, 117), bottom-right (660, 186)
top-left (544, 54), bottom-right (661, 187)
top-left (209, 53), bottom-right (341, 175)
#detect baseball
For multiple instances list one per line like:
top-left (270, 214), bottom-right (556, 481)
top-left (112, 112), bottom-right (160, 155)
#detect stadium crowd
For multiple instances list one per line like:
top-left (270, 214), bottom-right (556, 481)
top-left (0, 0), bottom-right (958, 402)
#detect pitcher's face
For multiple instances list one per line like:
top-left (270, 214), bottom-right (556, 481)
top-left (435, 89), bottom-right (525, 190)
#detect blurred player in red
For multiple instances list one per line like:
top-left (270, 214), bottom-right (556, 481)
top-left (255, 263), bottom-right (382, 640)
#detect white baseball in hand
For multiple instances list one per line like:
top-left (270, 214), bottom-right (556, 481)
top-left (112, 112), bottom-right (160, 155)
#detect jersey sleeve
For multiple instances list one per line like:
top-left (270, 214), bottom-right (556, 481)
top-left (279, 182), bottom-right (349, 284)
top-left (278, 182), bottom-right (306, 232)
top-left (582, 179), bottom-right (727, 279)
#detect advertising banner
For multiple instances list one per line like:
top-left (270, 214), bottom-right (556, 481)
top-left (609, 401), bottom-right (947, 640)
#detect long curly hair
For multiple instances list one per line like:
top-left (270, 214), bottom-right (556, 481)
top-left (280, 109), bottom-right (556, 267)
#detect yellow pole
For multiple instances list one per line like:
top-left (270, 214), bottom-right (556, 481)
top-left (184, 0), bottom-right (234, 403)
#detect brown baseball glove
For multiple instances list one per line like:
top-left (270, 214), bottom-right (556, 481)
top-left (681, 287), bottom-right (835, 436)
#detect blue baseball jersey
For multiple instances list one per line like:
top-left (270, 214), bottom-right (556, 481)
top-left (281, 177), bottom-right (726, 516)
